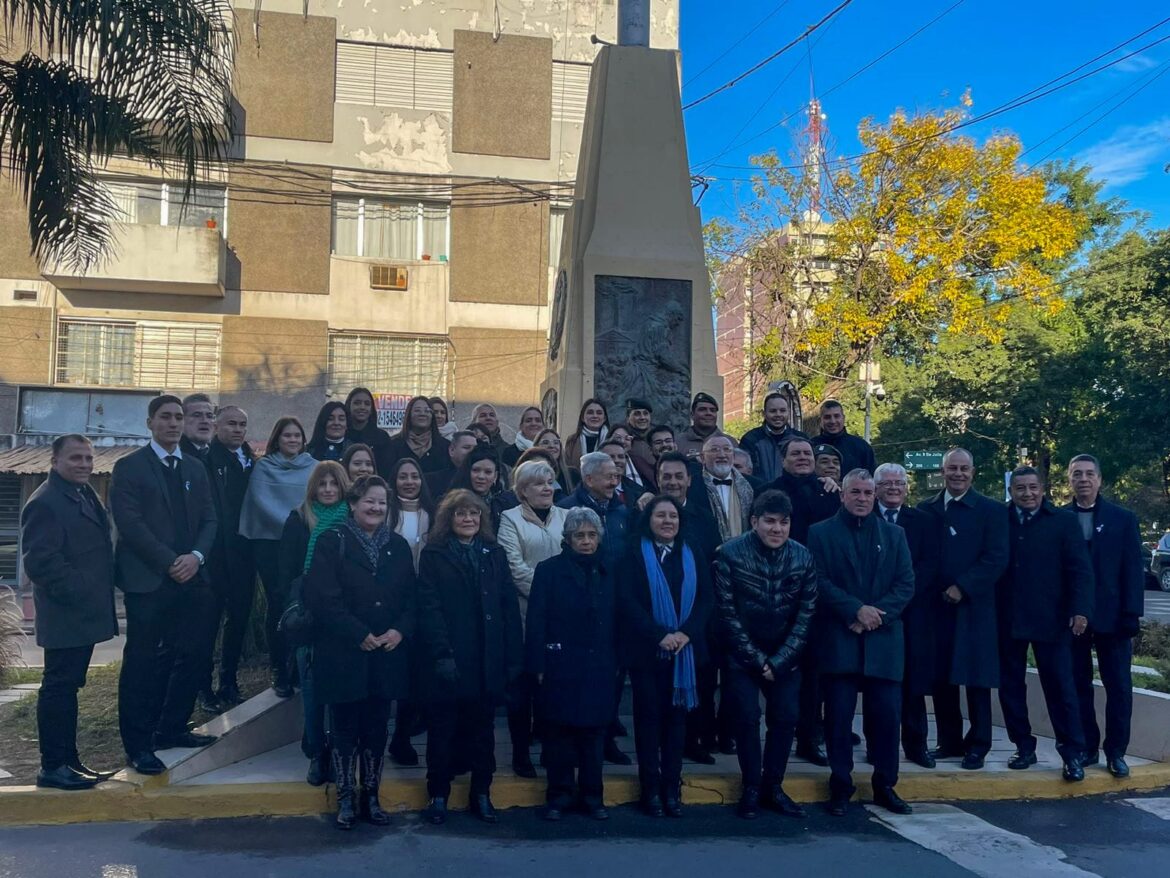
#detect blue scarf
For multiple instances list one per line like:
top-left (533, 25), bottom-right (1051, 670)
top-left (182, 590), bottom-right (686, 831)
top-left (640, 538), bottom-right (698, 710)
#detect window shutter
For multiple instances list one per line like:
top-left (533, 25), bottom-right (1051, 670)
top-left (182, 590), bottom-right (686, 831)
top-left (374, 46), bottom-right (416, 109)
top-left (336, 42), bottom-right (377, 104)
top-left (134, 322), bottom-right (222, 391)
top-left (414, 50), bottom-right (454, 113)
top-left (552, 62), bottom-right (591, 124)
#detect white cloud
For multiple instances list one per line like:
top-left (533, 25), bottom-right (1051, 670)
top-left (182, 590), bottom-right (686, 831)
top-left (1114, 53), bottom-right (1159, 74)
top-left (1074, 117), bottom-right (1170, 188)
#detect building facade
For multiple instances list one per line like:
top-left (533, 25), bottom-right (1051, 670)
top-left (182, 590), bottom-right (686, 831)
top-left (0, 0), bottom-right (682, 589)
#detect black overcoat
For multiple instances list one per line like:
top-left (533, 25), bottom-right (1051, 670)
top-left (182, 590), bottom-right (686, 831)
top-left (617, 539), bottom-right (714, 670)
top-left (21, 471), bottom-right (119, 649)
top-left (917, 488), bottom-right (1008, 689)
top-left (416, 539), bottom-right (523, 703)
top-left (807, 510), bottom-right (915, 682)
top-left (1063, 497), bottom-right (1145, 636)
top-left (385, 433), bottom-right (452, 475)
top-left (205, 438), bottom-right (254, 586)
top-left (304, 525), bottom-right (417, 705)
top-left (886, 506), bottom-right (941, 696)
top-left (771, 471), bottom-right (840, 546)
top-left (525, 550), bottom-right (617, 727)
top-left (998, 502), bottom-right (1095, 643)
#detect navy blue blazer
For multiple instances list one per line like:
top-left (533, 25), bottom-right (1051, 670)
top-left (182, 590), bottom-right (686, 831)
top-left (1063, 497), bottom-right (1144, 636)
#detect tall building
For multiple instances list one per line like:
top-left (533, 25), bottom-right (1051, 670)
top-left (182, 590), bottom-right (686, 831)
top-left (0, 0), bottom-right (682, 589)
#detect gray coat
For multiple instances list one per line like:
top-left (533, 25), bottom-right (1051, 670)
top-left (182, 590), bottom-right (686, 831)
top-left (808, 510), bottom-right (915, 682)
top-left (21, 471), bottom-right (118, 649)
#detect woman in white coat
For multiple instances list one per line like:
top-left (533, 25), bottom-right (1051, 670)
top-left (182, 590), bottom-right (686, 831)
top-left (496, 461), bottom-right (568, 778)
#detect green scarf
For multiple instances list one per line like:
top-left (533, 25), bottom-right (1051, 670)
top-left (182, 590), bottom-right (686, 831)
top-left (304, 501), bottom-right (349, 573)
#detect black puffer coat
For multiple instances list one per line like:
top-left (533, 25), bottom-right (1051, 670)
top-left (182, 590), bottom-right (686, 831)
top-left (714, 531), bottom-right (818, 675)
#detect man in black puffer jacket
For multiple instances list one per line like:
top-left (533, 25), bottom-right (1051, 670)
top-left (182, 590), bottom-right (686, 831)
top-left (715, 489), bottom-right (818, 820)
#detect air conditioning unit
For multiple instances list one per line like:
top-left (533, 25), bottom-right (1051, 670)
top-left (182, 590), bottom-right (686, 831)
top-left (369, 264), bottom-right (409, 291)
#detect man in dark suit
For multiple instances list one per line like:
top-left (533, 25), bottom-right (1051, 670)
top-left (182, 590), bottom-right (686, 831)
top-left (425, 430), bottom-right (478, 500)
top-left (1065, 453), bottom-right (1145, 778)
top-left (917, 448), bottom-right (1008, 770)
top-left (809, 468), bottom-right (916, 816)
top-left (110, 395), bottom-right (219, 775)
top-left (20, 435), bottom-right (119, 790)
top-left (600, 439), bottom-right (651, 513)
top-left (998, 466), bottom-right (1094, 781)
top-left (874, 462), bottom-right (940, 768)
top-left (203, 404), bottom-right (256, 707)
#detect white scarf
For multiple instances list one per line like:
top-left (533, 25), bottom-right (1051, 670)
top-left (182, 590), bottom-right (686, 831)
top-left (514, 433), bottom-right (535, 453)
top-left (577, 425), bottom-right (609, 460)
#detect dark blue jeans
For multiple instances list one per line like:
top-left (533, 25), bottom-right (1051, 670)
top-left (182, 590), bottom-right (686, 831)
top-left (297, 646), bottom-right (328, 758)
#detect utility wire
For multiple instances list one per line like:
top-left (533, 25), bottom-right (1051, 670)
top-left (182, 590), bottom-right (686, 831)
top-left (682, 1), bottom-right (793, 89)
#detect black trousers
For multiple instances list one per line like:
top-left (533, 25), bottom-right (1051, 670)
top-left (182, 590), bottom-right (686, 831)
top-left (426, 698), bottom-right (496, 798)
top-left (630, 663), bottom-right (688, 798)
top-left (332, 698), bottom-right (392, 756)
top-left (506, 673), bottom-right (534, 759)
top-left (796, 648), bottom-right (823, 746)
top-left (38, 644), bottom-right (94, 770)
top-left (901, 691), bottom-right (930, 757)
top-left (543, 723), bottom-right (605, 808)
top-left (932, 683), bottom-right (992, 757)
top-left (119, 583), bottom-right (216, 755)
top-left (824, 674), bottom-right (901, 797)
top-left (1073, 631), bottom-right (1133, 759)
top-left (724, 664), bottom-right (801, 790)
top-left (251, 538), bottom-right (290, 682)
top-left (209, 541), bottom-right (256, 690)
top-left (999, 636), bottom-right (1085, 761)
top-left (687, 643), bottom-right (733, 749)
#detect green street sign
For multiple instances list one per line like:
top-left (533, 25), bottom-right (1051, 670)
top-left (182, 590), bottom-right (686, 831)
top-left (925, 471), bottom-right (945, 492)
top-left (904, 450), bottom-right (944, 471)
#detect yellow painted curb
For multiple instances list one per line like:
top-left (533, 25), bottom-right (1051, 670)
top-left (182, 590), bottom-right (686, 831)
top-left (3, 763), bottom-right (1169, 826)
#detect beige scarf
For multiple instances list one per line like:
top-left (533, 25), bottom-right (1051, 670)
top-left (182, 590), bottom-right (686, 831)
top-left (406, 428), bottom-right (432, 458)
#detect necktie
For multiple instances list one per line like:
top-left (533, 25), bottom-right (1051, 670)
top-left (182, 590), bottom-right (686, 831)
top-left (884, 508), bottom-right (897, 524)
top-left (77, 487), bottom-right (97, 518)
top-left (712, 478), bottom-right (733, 486)
top-left (165, 454), bottom-right (178, 470)
top-left (658, 544), bottom-right (671, 564)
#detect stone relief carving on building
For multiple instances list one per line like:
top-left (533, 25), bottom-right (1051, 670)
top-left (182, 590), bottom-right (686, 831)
top-left (593, 275), bottom-right (692, 431)
top-left (548, 268), bottom-right (568, 362)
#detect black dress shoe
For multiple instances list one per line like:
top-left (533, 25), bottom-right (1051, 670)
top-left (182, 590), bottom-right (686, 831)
top-left (216, 683), bottom-right (242, 706)
top-left (684, 745), bottom-right (716, 765)
top-left (272, 682), bottom-right (295, 699)
top-left (718, 737), bottom-right (737, 756)
top-left (761, 784), bottom-right (805, 818)
top-left (1007, 750), bottom-right (1037, 770)
top-left (930, 746), bottom-right (965, 760)
top-left (590, 804), bottom-right (611, 821)
top-left (154, 731), bottom-right (218, 749)
top-left (641, 794), bottom-right (665, 817)
top-left (389, 740), bottom-right (419, 767)
top-left (37, 765), bottom-right (98, 791)
top-left (511, 757), bottom-right (537, 778)
top-left (795, 742), bottom-right (829, 767)
top-left (905, 750), bottom-right (936, 769)
top-left (1081, 751), bottom-right (1100, 767)
top-left (306, 755), bottom-right (327, 787)
top-left (197, 690), bottom-right (222, 714)
top-left (603, 739), bottom-right (632, 765)
top-left (737, 787), bottom-right (760, 819)
top-left (826, 796), bottom-right (850, 817)
top-left (1062, 757), bottom-right (1085, 782)
top-left (873, 786), bottom-right (912, 815)
top-left (542, 804), bottom-right (563, 821)
top-left (424, 796), bottom-right (448, 824)
top-left (127, 751), bottom-right (167, 776)
top-left (1107, 756), bottom-right (1130, 778)
top-left (71, 762), bottom-right (117, 781)
top-left (960, 753), bottom-right (985, 770)
top-left (470, 793), bottom-right (498, 823)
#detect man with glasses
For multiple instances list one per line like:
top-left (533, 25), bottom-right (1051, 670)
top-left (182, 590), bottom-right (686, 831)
top-left (874, 463), bottom-right (940, 768)
top-left (180, 393), bottom-right (215, 462)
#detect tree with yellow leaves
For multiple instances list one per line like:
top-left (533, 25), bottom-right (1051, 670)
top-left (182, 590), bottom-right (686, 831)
top-left (710, 100), bottom-right (1084, 409)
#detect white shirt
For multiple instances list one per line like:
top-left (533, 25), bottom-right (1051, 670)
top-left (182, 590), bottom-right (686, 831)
top-left (944, 490), bottom-right (967, 509)
top-left (878, 503), bottom-right (901, 524)
top-left (150, 439), bottom-right (182, 464)
top-left (233, 446), bottom-right (250, 469)
top-left (708, 470), bottom-right (733, 514)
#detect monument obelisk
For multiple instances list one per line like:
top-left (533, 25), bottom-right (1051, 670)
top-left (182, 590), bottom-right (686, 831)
top-left (541, 0), bottom-right (721, 434)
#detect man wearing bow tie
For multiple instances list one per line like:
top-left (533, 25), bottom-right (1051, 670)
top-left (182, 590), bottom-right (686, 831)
top-left (701, 435), bottom-right (754, 544)
top-left (1065, 454), bottom-right (1144, 778)
top-left (110, 396), bottom-right (218, 776)
top-left (21, 435), bottom-right (119, 789)
top-left (998, 466), bottom-right (1094, 781)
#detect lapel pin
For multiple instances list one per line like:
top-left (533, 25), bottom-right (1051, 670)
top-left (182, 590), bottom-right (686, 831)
top-left (1095, 524), bottom-right (1104, 533)
top-left (184, 481), bottom-right (191, 491)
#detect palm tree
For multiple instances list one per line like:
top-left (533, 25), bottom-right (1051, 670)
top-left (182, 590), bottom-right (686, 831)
top-left (0, 1), bottom-right (235, 268)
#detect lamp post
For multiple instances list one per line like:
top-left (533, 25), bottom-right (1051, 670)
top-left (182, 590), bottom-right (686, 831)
top-left (617, 0), bottom-right (650, 47)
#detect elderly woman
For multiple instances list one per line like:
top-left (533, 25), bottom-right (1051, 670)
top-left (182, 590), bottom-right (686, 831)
top-left (277, 461), bottom-right (350, 787)
top-left (417, 489), bottom-right (523, 826)
top-left (497, 461), bottom-right (569, 778)
top-left (304, 476), bottom-right (417, 830)
top-left (526, 506), bottom-right (616, 821)
top-left (240, 416), bottom-right (317, 697)
top-left (618, 495), bottom-right (714, 818)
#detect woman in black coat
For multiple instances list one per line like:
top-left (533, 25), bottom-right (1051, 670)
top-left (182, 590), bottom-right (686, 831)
top-left (526, 506), bottom-right (617, 821)
top-left (344, 387), bottom-right (394, 476)
top-left (416, 489), bottom-right (523, 826)
top-left (385, 395), bottom-right (451, 474)
top-left (305, 475), bottom-right (417, 830)
top-left (308, 401), bottom-right (352, 462)
top-left (618, 495), bottom-right (714, 818)
top-left (448, 444), bottom-right (508, 531)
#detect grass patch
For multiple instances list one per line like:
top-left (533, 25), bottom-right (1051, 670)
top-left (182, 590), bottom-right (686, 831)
top-left (0, 658), bottom-right (271, 786)
top-left (1, 667), bottom-right (44, 687)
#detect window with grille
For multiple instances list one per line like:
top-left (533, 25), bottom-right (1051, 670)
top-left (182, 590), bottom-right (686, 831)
top-left (0, 474), bottom-right (20, 586)
top-left (331, 197), bottom-right (449, 261)
top-left (56, 318), bottom-right (221, 391)
top-left (328, 333), bottom-right (450, 398)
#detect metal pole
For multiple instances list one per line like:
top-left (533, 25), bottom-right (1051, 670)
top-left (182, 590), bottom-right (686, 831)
top-left (864, 388), bottom-right (872, 443)
top-left (617, 0), bottom-right (651, 47)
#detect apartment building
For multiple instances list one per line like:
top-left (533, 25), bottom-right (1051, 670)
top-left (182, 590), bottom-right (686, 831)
top-left (0, 0), bottom-right (682, 588)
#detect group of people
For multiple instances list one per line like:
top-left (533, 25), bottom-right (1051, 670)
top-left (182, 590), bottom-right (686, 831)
top-left (20, 386), bottom-right (1145, 829)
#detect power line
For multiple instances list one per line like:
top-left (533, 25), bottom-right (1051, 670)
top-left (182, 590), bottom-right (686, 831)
top-left (682, 0), bottom-right (855, 111)
top-left (682, 1), bottom-right (793, 89)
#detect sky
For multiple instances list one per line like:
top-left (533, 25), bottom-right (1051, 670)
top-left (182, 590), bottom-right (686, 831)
top-left (679, 0), bottom-right (1170, 229)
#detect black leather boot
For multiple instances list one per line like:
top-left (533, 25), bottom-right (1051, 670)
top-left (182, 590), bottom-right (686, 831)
top-left (359, 749), bottom-right (392, 825)
top-left (333, 748), bottom-right (358, 830)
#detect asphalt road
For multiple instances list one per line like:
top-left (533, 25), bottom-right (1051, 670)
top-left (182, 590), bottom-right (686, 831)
top-left (1143, 590), bottom-right (1170, 623)
top-left (2, 793), bottom-right (1169, 878)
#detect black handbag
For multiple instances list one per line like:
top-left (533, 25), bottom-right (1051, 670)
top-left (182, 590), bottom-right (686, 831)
top-left (278, 574), bottom-right (314, 647)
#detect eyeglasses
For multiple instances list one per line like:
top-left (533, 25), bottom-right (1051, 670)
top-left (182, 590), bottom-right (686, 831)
top-left (876, 480), bottom-right (908, 488)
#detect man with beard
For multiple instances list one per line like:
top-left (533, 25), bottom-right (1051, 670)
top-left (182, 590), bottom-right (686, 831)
top-left (739, 392), bottom-right (808, 484)
top-left (811, 400), bottom-right (875, 478)
top-left (701, 435), bottom-right (755, 545)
